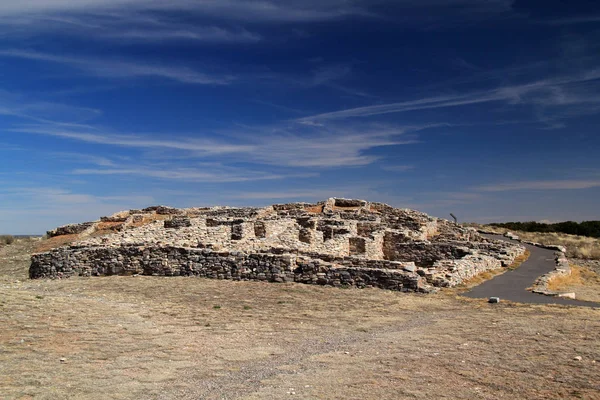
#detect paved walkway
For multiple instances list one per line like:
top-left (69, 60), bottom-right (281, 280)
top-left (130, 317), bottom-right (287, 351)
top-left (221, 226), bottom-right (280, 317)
top-left (463, 234), bottom-right (599, 308)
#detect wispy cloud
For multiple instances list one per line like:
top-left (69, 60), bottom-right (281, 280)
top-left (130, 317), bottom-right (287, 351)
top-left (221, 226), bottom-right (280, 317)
top-left (297, 68), bottom-right (600, 124)
top-left (2, 12), bottom-right (263, 44)
top-left (0, 186), bottom-right (156, 233)
top-left (542, 15), bottom-right (600, 25)
top-left (0, 49), bottom-right (234, 85)
top-left (1, 187), bottom-right (151, 206)
top-left (475, 179), bottom-right (600, 192)
top-left (47, 152), bottom-right (118, 167)
top-left (10, 125), bottom-right (255, 155)
top-left (381, 165), bottom-right (415, 172)
top-left (255, 63), bottom-right (375, 99)
top-left (110, 26), bottom-right (261, 43)
top-left (72, 166), bottom-right (312, 183)
top-left (0, 89), bottom-right (102, 124)
top-left (241, 123), bottom-right (421, 167)
top-left (13, 120), bottom-right (432, 168)
top-left (0, 1), bottom-right (370, 22)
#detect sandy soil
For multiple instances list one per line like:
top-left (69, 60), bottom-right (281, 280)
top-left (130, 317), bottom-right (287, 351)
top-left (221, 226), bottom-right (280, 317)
top-left (1, 239), bottom-right (599, 400)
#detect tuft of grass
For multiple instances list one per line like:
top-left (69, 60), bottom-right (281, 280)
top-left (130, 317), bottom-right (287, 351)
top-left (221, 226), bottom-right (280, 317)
top-left (213, 305), bottom-right (221, 309)
top-left (243, 305), bottom-right (252, 310)
top-left (507, 250), bottom-right (530, 270)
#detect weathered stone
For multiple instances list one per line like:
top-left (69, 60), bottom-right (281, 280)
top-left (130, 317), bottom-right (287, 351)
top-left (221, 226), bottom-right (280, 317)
top-left (164, 216), bottom-right (192, 229)
top-left (557, 292), bottom-right (576, 299)
top-left (349, 237), bottom-right (366, 255)
top-left (30, 197), bottom-right (525, 293)
top-left (46, 222), bottom-right (94, 238)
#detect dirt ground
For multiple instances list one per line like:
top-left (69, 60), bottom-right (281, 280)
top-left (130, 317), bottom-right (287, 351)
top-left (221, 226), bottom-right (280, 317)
top-left (1, 239), bottom-right (599, 400)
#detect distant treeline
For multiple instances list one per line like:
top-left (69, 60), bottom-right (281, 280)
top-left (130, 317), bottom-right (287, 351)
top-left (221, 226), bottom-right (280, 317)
top-left (489, 221), bottom-right (600, 239)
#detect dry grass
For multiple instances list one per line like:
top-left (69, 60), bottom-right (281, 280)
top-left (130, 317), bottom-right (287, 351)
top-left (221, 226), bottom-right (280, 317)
top-left (548, 265), bottom-right (600, 303)
top-left (304, 205), bottom-right (324, 214)
top-left (1, 240), bottom-right (599, 399)
top-left (1, 235), bottom-right (15, 245)
top-left (34, 234), bottom-right (80, 253)
top-left (478, 226), bottom-right (600, 260)
top-left (96, 221), bottom-right (124, 231)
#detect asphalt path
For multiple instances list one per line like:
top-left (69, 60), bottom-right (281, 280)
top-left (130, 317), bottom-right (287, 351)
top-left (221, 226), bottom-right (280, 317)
top-left (462, 234), bottom-right (599, 308)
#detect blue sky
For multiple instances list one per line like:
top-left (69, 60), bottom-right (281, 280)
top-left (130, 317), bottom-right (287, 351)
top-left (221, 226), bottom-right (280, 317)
top-left (1, 0), bottom-right (600, 234)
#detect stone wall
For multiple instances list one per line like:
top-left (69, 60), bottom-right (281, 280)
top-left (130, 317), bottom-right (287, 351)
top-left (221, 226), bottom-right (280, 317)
top-left (30, 237), bottom-right (525, 293)
top-left (31, 198), bottom-right (526, 293)
top-left (47, 222), bottom-right (95, 238)
top-left (30, 244), bottom-right (432, 292)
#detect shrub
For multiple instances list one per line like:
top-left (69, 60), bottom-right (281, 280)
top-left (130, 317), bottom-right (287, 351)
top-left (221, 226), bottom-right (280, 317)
top-left (489, 220), bottom-right (600, 239)
top-left (0, 235), bottom-right (15, 245)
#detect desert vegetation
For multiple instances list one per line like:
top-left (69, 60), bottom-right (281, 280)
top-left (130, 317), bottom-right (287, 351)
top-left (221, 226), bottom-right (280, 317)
top-left (0, 235), bottom-right (15, 246)
top-left (547, 265), bottom-right (600, 303)
top-left (489, 220), bottom-right (600, 239)
top-left (474, 225), bottom-right (600, 260)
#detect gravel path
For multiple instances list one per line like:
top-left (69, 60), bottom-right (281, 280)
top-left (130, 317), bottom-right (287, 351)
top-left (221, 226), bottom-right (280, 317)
top-left (463, 235), bottom-right (599, 308)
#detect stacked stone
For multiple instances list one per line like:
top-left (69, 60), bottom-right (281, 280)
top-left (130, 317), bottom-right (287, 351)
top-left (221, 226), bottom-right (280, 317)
top-left (30, 197), bottom-right (526, 292)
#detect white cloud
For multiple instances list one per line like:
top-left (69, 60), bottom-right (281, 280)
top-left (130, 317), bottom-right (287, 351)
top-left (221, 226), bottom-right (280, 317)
top-left (243, 124), bottom-right (420, 167)
top-left (0, 186), bottom-right (155, 234)
top-left (47, 152), bottom-right (117, 167)
top-left (110, 26), bottom-right (261, 43)
top-left (0, 49), bottom-right (234, 85)
top-left (0, 89), bottom-right (102, 123)
top-left (10, 125), bottom-right (256, 155)
top-left (2, 12), bottom-right (263, 44)
top-left (72, 166), bottom-right (310, 183)
top-left (0, 0), bottom-right (516, 23)
top-left (381, 165), bottom-right (414, 172)
top-left (0, 1), bottom-right (369, 22)
top-left (475, 180), bottom-right (600, 192)
top-left (13, 121), bottom-right (432, 168)
top-left (297, 68), bottom-right (600, 123)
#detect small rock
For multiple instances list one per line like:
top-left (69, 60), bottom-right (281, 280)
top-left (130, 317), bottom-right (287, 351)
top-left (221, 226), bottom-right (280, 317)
top-left (558, 292), bottom-right (576, 299)
top-left (488, 297), bottom-right (500, 303)
top-left (59, 358), bottom-right (66, 363)
top-left (402, 264), bottom-right (416, 272)
top-left (574, 356), bottom-right (583, 361)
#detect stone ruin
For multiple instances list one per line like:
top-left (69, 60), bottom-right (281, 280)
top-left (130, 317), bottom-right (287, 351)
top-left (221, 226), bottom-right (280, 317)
top-left (30, 198), bottom-right (525, 293)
